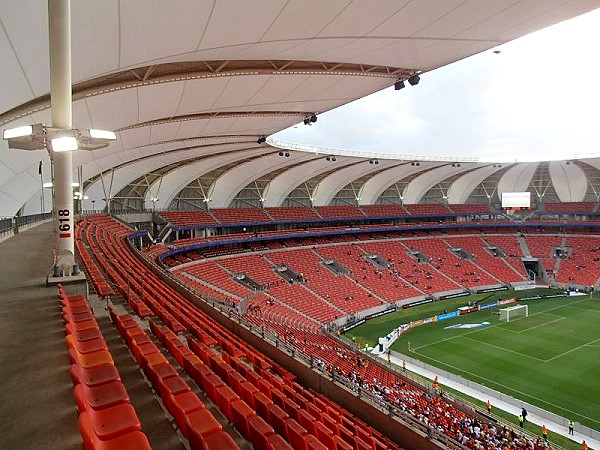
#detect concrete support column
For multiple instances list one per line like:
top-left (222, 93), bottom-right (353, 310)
top-left (49, 0), bottom-right (75, 272)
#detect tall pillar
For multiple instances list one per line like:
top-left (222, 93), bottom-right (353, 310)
top-left (49, 0), bottom-right (75, 273)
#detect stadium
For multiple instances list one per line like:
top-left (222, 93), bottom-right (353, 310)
top-left (1, 2), bottom-right (600, 450)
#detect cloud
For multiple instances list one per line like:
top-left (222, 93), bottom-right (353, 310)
top-left (275, 8), bottom-right (600, 162)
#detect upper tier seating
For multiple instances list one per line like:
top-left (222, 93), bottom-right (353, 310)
top-left (360, 204), bottom-right (408, 217)
top-left (555, 236), bottom-right (600, 286)
top-left (266, 207), bottom-right (321, 221)
top-left (447, 203), bottom-right (491, 214)
top-left (404, 238), bottom-right (499, 288)
top-left (211, 207), bottom-right (272, 224)
top-left (403, 204), bottom-right (451, 215)
top-left (315, 205), bottom-right (366, 218)
top-left (542, 202), bottom-right (595, 213)
top-left (161, 210), bottom-right (217, 226)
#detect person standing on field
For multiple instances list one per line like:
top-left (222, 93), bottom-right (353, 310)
top-left (487, 400), bottom-right (491, 413)
top-left (568, 420), bottom-right (574, 435)
top-left (518, 414), bottom-right (524, 428)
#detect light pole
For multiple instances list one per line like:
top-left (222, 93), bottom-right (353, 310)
top-left (2, 0), bottom-right (116, 278)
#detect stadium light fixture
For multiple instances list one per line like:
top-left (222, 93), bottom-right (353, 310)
top-left (394, 80), bottom-right (405, 90)
top-left (3, 123), bottom-right (116, 152)
top-left (257, 136), bottom-right (267, 144)
top-left (408, 74), bottom-right (420, 86)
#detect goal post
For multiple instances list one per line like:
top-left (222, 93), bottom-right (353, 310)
top-left (499, 304), bottom-right (528, 322)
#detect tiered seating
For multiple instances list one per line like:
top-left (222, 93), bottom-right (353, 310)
top-left (79, 214), bottom-right (555, 450)
top-left (75, 240), bottom-right (115, 298)
top-left (555, 236), bottom-right (600, 286)
top-left (403, 204), bottom-right (451, 215)
top-left (266, 249), bottom-right (384, 314)
top-left (266, 206), bottom-right (321, 221)
top-left (360, 204), bottom-right (408, 217)
top-left (315, 244), bottom-right (421, 302)
top-left (447, 203), bottom-right (491, 214)
top-left (181, 262), bottom-right (254, 299)
top-left (443, 236), bottom-right (526, 283)
top-left (315, 205), bottom-right (365, 218)
top-left (404, 238), bottom-right (499, 288)
top-left (60, 286), bottom-right (151, 450)
top-left (481, 234), bottom-right (528, 278)
top-left (244, 292), bottom-right (322, 332)
top-left (360, 240), bottom-right (460, 293)
top-left (110, 308), bottom-right (240, 449)
top-left (524, 234), bottom-right (562, 274)
top-left (211, 207), bottom-right (271, 224)
top-left (160, 210), bottom-right (217, 226)
top-left (543, 202), bottom-right (595, 213)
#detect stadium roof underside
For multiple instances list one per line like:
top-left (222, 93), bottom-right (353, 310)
top-left (2, 0), bottom-right (600, 217)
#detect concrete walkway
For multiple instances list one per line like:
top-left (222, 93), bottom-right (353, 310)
top-left (382, 352), bottom-right (598, 450)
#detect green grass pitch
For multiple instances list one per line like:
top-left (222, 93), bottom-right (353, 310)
top-left (348, 290), bottom-right (600, 430)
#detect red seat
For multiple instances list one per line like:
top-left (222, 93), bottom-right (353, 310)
top-left (284, 398), bottom-right (301, 422)
top-left (239, 381), bottom-right (259, 409)
top-left (254, 391), bottom-right (273, 420)
top-left (163, 390), bottom-right (205, 437)
top-left (298, 409), bottom-right (317, 435)
top-left (305, 434), bottom-right (329, 450)
top-left (74, 380), bottom-right (129, 412)
top-left (68, 326), bottom-right (103, 342)
top-left (333, 435), bottom-right (353, 450)
top-left (144, 361), bottom-right (178, 387)
top-left (87, 402), bottom-right (141, 440)
top-left (78, 411), bottom-right (151, 450)
top-left (215, 384), bottom-right (240, 422)
top-left (202, 373), bottom-right (225, 403)
top-left (186, 409), bottom-right (223, 449)
top-left (267, 403), bottom-right (289, 437)
top-left (70, 363), bottom-right (121, 387)
top-left (227, 371), bottom-right (246, 394)
top-left (199, 430), bottom-right (241, 450)
top-left (65, 319), bottom-right (98, 333)
top-left (315, 421), bottom-right (336, 450)
top-left (230, 399), bottom-right (255, 439)
top-left (267, 433), bottom-right (294, 450)
top-left (285, 418), bottom-right (308, 450)
top-left (66, 334), bottom-right (107, 354)
top-left (157, 374), bottom-right (191, 399)
top-left (248, 414), bottom-right (275, 450)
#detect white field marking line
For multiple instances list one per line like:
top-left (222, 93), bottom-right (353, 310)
top-left (562, 304), bottom-right (600, 313)
top-left (411, 298), bottom-right (589, 351)
top-left (410, 349), bottom-right (600, 426)
top-left (460, 335), bottom-right (546, 361)
top-left (508, 316), bottom-right (566, 334)
top-left (544, 337), bottom-right (600, 363)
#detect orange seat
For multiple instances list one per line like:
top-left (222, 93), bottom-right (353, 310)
top-left (74, 380), bottom-right (129, 412)
top-left (78, 411), bottom-right (151, 450)
top-left (70, 347), bottom-right (114, 369)
top-left (144, 361), bottom-right (178, 387)
top-left (87, 402), bottom-right (141, 440)
top-left (70, 363), bottom-right (121, 388)
top-left (65, 319), bottom-right (99, 333)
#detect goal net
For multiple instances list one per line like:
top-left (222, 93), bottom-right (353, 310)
top-left (499, 304), bottom-right (528, 322)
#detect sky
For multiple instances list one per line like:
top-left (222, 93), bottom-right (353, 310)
top-left (275, 8), bottom-right (600, 163)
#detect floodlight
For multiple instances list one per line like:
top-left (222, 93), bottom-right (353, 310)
top-left (310, 114), bottom-right (317, 123)
top-left (78, 128), bottom-right (117, 150)
top-left (394, 80), bottom-right (405, 90)
top-left (3, 125), bottom-right (33, 140)
top-left (408, 74), bottom-right (420, 86)
top-left (89, 129), bottom-right (116, 140)
top-left (51, 136), bottom-right (79, 152)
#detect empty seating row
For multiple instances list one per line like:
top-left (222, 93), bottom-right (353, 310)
top-left (109, 307), bottom-right (240, 450)
top-left (60, 285), bottom-right (151, 450)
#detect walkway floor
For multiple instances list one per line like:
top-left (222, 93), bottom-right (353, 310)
top-left (382, 352), bottom-right (598, 449)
